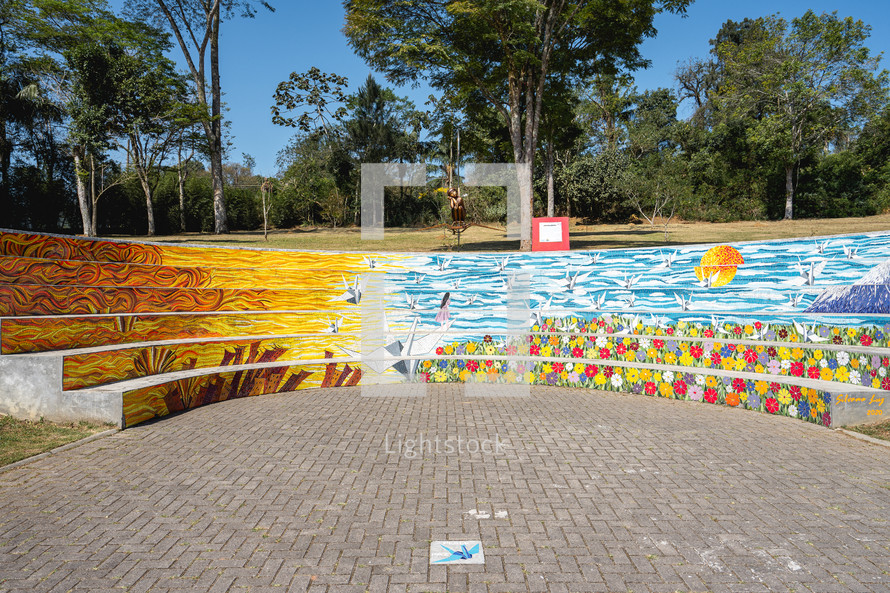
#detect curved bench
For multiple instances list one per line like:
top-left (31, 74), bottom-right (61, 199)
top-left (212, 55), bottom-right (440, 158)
top-left (1, 229), bottom-right (888, 429)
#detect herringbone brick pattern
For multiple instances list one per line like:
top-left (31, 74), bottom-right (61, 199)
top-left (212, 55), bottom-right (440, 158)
top-left (1, 386), bottom-right (888, 592)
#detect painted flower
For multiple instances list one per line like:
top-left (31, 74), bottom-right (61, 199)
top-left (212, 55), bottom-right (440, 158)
top-left (746, 393), bottom-right (761, 410)
top-left (860, 334), bottom-right (873, 346)
top-left (703, 388), bottom-right (718, 403)
top-left (611, 374), bottom-right (624, 388)
top-left (659, 382), bottom-right (674, 397)
top-left (673, 380), bottom-right (688, 396)
top-left (725, 392), bottom-right (740, 407)
top-left (572, 347), bottom-right (584, 358)
top-left (484, 335), bottom-right (493, 343)
top-left (644, 381), bottom-right (657, 395)
top-left (436, 347), bottom-right (444, 355)
top-left (467, 360), bottom-right (479, 372)
top-left (744, 348), bottom-right (758, 364)
top-left (595, 373), bottom-right (608, 386)
top-left (798, 400), bottom-right (810, 418)
top-left (688, 385), bottom-right (704, 401)
top-left (626, 368), bottom-right (640, 383)
top-left (767, 360), bottom-right (781, 374)
top-left (807, 366), bottom-right (820, 379)
top-left (822, 413), bottom-right (831, 427)
top-left (765, 397), bottom-right (780, 414)
top-left (850, 369), bottom-right (862, 385)
top-left (663, 370), bottom-right (675, 383)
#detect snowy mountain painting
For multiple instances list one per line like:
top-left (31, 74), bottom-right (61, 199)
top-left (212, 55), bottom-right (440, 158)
top-left (806, 259), bottom-right (890, 313)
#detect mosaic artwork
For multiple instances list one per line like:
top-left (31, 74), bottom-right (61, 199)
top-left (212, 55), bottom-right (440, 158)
top-left (0, 229), bottom-right (888, 427)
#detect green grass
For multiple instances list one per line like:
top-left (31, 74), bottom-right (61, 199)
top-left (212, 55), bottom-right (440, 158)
top-left (133, 213), bottom-right (890, 252)
top-left (845, 420), bottom-right (890, 442)
top-left (0, 415), bottom-right (114, 467)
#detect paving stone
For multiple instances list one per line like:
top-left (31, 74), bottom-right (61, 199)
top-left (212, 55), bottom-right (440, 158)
top-left (0, 385), bottom-right (888, 592)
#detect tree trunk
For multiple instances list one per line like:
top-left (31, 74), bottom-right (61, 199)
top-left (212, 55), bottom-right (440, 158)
top-left (545, 139), bottom-right (555, 217)
top-left (73, 151), bottom-right (92, 236)
top-left (209, 7), bottom-right (228, 234)
top-left (139, 174), bottom-right (156, 236)
top-left (90, 154), bottom-right (98, 235)
top-left (178, 164), bottom-right (187, 232)
top-left (784, 164), bottom-right (794, 220)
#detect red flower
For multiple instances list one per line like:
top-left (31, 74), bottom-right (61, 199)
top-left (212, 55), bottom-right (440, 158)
top-left (769, 382), bottom-right (781, 394)
top-left (790, 386), bottom-right (802, 401)
top-left (616, 343), bottom-right (627, 355)
top-left (530, 345), bottom-right (541, 356)
top-left (882, 377), bottom-right (890, 391)
top-left (822, 413), bottom-right (831, 427)
top-left (832, 335), bottom-right (843, 344)
top-left (653, 339), bottom-right (665, 349)
top-left (704, 329), bottom-right (714, 338)
top-left (552, 362), bottom-right (564, 374)
top-left (605, 327), bottom-right (613, 334)
top-left (484, 359), bottom-right (493, 367)
top-left (807, 366), bottom-right (820, 379)
top-left (703, 388), bottom-right (718, 403)
top-left (674, 380), bottom-right (688, 396)
top-left (629, 342), bottom-right (640, 351)
top-left (599, 348), bottom-right (611, 359)
top-left (767, 347), bottom-right (777, 357)
top-left (436, 347), bottom-right (444, 355)
top-left (754, 321), bottom-right (762, 330)
top-left (765, 397), bottom-right (780, 414)
top-left (666, 327), bottom-right (675, 335)
top-left (598, 319), bottom-right (606, 327)
top-left (733, 326), bottom-right (743, 336)
top-left (790, 362), bottom-right (805, 377)
top-left (421, 372), bottom-right (430, 383)
top-left (484, 335), bottom-right (493, 343)
top-left (743, 348), bottom-right (758, 364)
top-left (572, 347), bottom-right (584, 358)
top-left (690, 345), bottom-right (704, 359)
top-left (883, 357), bottom-right (890, 368)
top-left (645, 381), bottom-right (657, 395)
top-left (860, 334), bottom-right (873, 346)
top-left (732, 378), bottom-right (746, 393)
top-left (710, 352), bottom-right (722, 365)
top-left (603, 366), bottom-right (615, 378)
top-left (585, 364), bottom-right (599, 377)
top-left (871, 370), bottom-right (878, 378)
top-left (467, 360), bottom-right (479, 372)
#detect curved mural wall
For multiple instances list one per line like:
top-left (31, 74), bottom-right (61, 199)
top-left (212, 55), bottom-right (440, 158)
top-left (0, 229), bottom-right (887, 428)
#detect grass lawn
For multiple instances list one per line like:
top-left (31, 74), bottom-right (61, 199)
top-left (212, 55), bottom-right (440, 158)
top-left (0, 415), bottom-right (114, 467)
top-left (135, 213), bottom-right (890, 252)
top-left (845, 420), bottom-right (890, 442)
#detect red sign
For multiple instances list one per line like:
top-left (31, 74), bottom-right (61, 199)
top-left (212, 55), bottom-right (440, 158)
top-left (531, 217), bottom-right (570, 251)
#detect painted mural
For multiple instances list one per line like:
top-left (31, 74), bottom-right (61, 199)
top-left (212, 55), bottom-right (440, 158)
top-left (1, 229), bottom-right (888, 428)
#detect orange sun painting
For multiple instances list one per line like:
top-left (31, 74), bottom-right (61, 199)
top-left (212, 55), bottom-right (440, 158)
top-left (694, 245), bottom-right (745, 288)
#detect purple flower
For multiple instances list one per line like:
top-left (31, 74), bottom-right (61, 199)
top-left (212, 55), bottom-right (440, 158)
top-left (767, 360), bottom-right (781, 374)
top-left (689, 386), bottom-right (704, 401)
top-left (747, 393), bottom-right (761, 410)
top-left (757, 353), bottom-right (769, 365)
top-left (546, 372), bottom-right (558, 385)
top-left (632, 383), bottom-right (644, 394)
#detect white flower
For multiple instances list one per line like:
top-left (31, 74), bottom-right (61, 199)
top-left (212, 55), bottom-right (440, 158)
top-left (850, 370), bottom-right (862, 385)
top-left (787, 405), bottom-right (798, 418)
top-left (819, 359), bottom-right (828, 368)
top-left (663, 370), bottom-right (675, 383)
top-left (639, 338), bottom-right (651, 349)
top-left (859, 355), bottom-right (869, 367)
top-left (610, 374), bottom-right (623, 388)
top-left (879, 367), bottom-right (886, 378)
top-left (781, 359), bottom-right (791, 370)
top-left (836, 351), bottom-right (850, 366)
top-left (695, 374), bottom-right (706, 386)
top-left (596, 336), bottom-right (608, 348)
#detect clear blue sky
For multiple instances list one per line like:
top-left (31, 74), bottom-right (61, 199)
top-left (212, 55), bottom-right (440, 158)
top-left (112, 1), bottom-right (890, 177)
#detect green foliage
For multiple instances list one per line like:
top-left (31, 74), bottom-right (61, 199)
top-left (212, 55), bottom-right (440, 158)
top-left (555, 150), bottom-right (631, 222)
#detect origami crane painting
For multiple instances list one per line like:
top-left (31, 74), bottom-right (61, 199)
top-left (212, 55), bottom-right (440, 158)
top-left (434, 543), bottom-right (480, 563)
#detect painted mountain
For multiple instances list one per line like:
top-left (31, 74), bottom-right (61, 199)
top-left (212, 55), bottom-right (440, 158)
top-left (805, 259), bottom-right (890, 313)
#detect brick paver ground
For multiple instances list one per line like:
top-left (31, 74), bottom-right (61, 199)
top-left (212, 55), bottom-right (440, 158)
top-left (1, 385), bottom-right (889, 593)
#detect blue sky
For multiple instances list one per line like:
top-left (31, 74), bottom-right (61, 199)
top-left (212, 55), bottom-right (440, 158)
top-left (112, 1), bottom-right (890, 177)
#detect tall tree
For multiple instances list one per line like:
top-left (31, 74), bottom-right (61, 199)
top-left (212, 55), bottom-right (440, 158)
top-left (343, 0), bottom-right (692, 250)
top-left (126, 0), bottom-right (274, 234)
top-left (715, 10), bottom-right (888, 219)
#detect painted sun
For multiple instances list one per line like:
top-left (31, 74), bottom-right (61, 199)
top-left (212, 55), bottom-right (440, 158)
top-left (694, 245), bottom-right (745, 288)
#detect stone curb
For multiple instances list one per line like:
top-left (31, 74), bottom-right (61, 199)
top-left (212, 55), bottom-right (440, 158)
top-left (837, 428), bottom-right (890, 449)
top-left (0, 428), bottom-right (120, 474)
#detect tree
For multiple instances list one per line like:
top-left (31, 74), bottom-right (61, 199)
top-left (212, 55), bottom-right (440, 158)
top-left (715, 10), bottom-right (888, 219)
top-left (343, 0), bottom-right (693, 250)
top-left (126, 0), bottom-right (274, 234)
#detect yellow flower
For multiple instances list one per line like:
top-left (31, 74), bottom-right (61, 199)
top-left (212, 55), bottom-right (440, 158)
top-left (755, 345), bottom-right (764, 353)
top-left (744, 324), bottom-right (754, 335)
top-left (754, 381), bottom-right (768, 395)
top-left (689, 328), bottom-right (698, 337)
top-left (847, 328), bottom-right (857, 338)
top-left (626, 368), bottom-right (640, 383)
top-left (736, 344), bottom-right (745, 353)
top-left (525, 371), bottom-right (535, 383)
top-left (678, 321), bottom-right (688, 330)
top-left (790, 334), bottom-right (799, 342)
top-left (791, 347), bottom-right (805, 360)
top-left (679, 342), bottom-right (690, 352)
top-left (705, 376), bottom-right (718, 388)
top-left (459, 369), bottom-right (471, 381)
top-left (646, 347), bottom-right (657, 359)
top-left (625, 352), bottom-right (637, 362)
top-left (679, 352), bottom-right (694, 366)
top-left (740, 392), bottom-right (748, 402)
top-left (444, 344), bottom-right (454, 355)
top-left (541, 346), bottom-right (552, 358)
top-left (723, 358), bottom-right (736, 371)
top-left (807, 390), bottom-right (818, 405)
top-left (466, 342), bottom-right (478, 354)
top-left (533, 336), bottom-right (541, 345)
top-left (585, 348), bottom-right (598, 358)
top-left (816, 399), bottom-right (826, 413)
top-left (777, 389), bottom-right (792, 405)
top-left (813, 350), bottom-right (823, 360)
top-left (542, 363), bottom-right (553, 374)
top-left (665, 352), bottom-right (678, 365)
top-left (485, 345), bottom-right (496, 355)
top-left (424, 360), bottom-right (432, 368)
top-left (819, 367), bottom-right (834, 381)
top-left (734, 358), bottom-right (747, 371)
top-left (505, 370), bottom-right (516, 383)
top-left (655, 329), bottom-right (663, 336)
top-left (532, 325), bottom-right (540, 332)
top-left (807, 358), bottom-right (816, 367)
top-left (754, 364), bottom-right (764, 374)
top-left (659, 382), bottom-right (674, 397)
top-left (654, 372), bottom-right (662, 382)
top-left (778, 347), bottom-right (791, 360)
top-left (872, 377), bottom-right (880, 389)
top-left (640, 369), bottom-right (653, 381)
top-left (560, 371), bottom-right (568, 380)
top-left (835, 366), bottom-right (850, 381)
top-left (434, 370), bottom-right (447, 382)
top-left (594, 373), bottom-right (607, 386)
